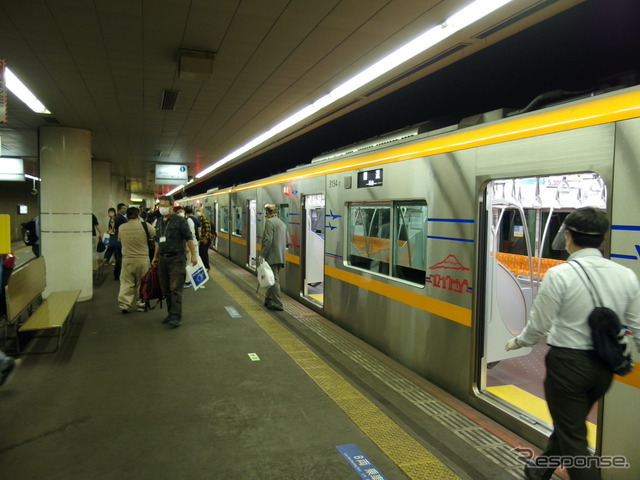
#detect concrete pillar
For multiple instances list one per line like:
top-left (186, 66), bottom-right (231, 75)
top-left (92, 160), bottom-right (113, 227)
top-left (111, 174), bottom-right (129, 208)
top-left (39, 126), bottom-right (93, 301)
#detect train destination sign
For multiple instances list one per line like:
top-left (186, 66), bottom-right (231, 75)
top-left (357, 168), bottom-right (383, 188)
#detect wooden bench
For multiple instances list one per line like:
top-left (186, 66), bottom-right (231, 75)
top-left (93, 258), bottom-right (106, 284)
top-left (4, 257), bottom-right (81, 354)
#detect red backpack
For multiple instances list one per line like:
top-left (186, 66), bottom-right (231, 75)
top-left (139, 267), bottom-right (164, 310)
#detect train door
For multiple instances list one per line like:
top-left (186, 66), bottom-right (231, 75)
top-left (478, 173), bottom-right (607, 448)
top-left (204, 202), bottom-right (218, 250)
top-left (212, 202), bottom-right (219, 249)
top-left (302, 194), bottom-right (325, 305)
top-left (248, 199), bottom-right (257, 270)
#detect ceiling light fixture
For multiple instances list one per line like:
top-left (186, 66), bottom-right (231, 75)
top-left (4, 67), bottom-right (51, 114)
top-left (166, 179), bottom-right (194, 196)
top-left (195, 0), bottom-right (512, 181)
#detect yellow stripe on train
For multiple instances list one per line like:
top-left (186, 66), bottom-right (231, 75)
top-left (325, 265), bottom-right (471, 327)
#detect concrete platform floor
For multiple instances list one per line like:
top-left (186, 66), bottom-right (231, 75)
top-left (1, 252), bottom-right (541, 480)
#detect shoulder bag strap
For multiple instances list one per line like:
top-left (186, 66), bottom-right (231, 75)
top-left (569, 260), bottom-right (604, 307)
top-left (141, 220), bottom-right (152, 242)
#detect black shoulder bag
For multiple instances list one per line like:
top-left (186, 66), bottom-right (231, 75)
top-left (570, 261), bottom-right (633, 376)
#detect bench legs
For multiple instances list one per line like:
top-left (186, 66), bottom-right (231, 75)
top-left (17, 304), bottom-right (77, 355)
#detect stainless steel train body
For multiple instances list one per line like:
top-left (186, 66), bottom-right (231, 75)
top-left (184, 86), bottom-right (640, 478)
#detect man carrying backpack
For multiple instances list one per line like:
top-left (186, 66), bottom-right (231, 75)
top-left (505, 207), bottom-right (640, 480)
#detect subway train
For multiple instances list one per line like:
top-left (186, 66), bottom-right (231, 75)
top-left (182, 84), bottom-right (640, 476)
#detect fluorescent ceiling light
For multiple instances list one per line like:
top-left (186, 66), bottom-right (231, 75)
top-left (25, 174), bottom-right (41, 181)
top-left (4, 67), bottom-right (51, 114)
top-left (195, 0), bottom-right (513, 181)
top-left (166, 179), bottom-right (194, 196)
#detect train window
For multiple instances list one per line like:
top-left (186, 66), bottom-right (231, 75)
top-left (220, 206), bottom-right (229, 234)
top-left (393, 202), bottom-right (427, 284)
top-left (279, 204), bottom-right (291, 237)
top-left (232, 205), bottom-right (244, 236)
top-left (348, 204), bottom-right (391, 275)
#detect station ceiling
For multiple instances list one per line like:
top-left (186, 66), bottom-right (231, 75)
top-left (0, 0), bottom-right (583, 196)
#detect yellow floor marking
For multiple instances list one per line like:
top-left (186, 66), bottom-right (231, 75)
top-left (487, 385), bottom-right (596, 448)
top-left (211, 267), bottom-right (460, 480)
top-left (307, 293), bottom-right (323, 303)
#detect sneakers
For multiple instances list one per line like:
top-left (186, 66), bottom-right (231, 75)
top-left (167, 318), bottom-right (181, 328)
top-left (136, 301), bottom-right (147, 312)
top-left (0, 358), bottom-right (22, 387)
top-left (162, 314), bottom-right (180, 324)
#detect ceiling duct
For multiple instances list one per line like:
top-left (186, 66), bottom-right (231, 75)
top-left (178, 50), bottom-right (215, 81)
top-left (160, 89), bottom-right (180, 111)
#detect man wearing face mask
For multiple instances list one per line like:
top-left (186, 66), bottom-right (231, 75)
top-left (505, 207), bottom-right (640, 480)
top-left (151, 196), bottom-right (198, 328)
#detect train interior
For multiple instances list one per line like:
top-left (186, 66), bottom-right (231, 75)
top-left (302, 194), bottom-right (325, 305)
top-left (348, 202), bottom-right (428, 285)
top-left (479, 172), bottom-right (607, 449)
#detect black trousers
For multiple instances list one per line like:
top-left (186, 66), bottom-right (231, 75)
top-left (530, 347), bottom-right (612, 480)
top-left (158, 254), bottom-right (186, 319)
top-left (198, 240), bottom-right (210, 269)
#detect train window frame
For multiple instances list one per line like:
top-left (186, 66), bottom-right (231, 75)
top-left (346, 200), bottom-right (427, 286)
top-left (393, 201), bottom-right (428, 284)
top-left (219, 205), bottom-right (229, 234)
top-left (279, 204), bottom-right (291, 239)
top-left (232, 204), bottom-right (244, 236)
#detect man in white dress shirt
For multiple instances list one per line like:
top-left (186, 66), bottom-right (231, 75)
top-left (506, 207), bottom-right (640, 480)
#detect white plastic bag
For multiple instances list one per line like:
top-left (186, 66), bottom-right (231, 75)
top-left (257, 258), bottom-right (275, 288)
top-left (186, 256), bottom-right (209, 290)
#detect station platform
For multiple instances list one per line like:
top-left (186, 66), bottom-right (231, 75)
top-left (1, 251), bottom-right (557, 480)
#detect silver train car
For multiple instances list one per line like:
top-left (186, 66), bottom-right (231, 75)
top-left (183, 85), bottom-right (640, 478)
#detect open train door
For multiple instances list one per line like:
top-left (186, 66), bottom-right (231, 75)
top-left (247, 199), bottom-right (257, 270)
top-left (302, 194), bottom-right (325, 306)
top-left (478, 173), bottom-right (607, 449)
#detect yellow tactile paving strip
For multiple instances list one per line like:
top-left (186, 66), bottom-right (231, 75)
top-left (211, 268), bottom-right (460, 480)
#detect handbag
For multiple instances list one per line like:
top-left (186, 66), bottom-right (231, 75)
top-left (257, 258), bottom-right (275, 288)
top-left (186, 256), bottom-right (209, 290)
top-left (97, 239), bottom-right (106, 253)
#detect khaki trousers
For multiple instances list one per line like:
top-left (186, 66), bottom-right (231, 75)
top-left (118, 257), bottom-right (150, 310)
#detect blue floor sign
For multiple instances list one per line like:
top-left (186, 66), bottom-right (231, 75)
top-left (336, 444), bottom-right (387, 480)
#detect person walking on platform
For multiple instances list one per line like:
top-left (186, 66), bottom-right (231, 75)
top-left (260, 204), bottom-right (289, 311)
top-left (112, 203), bottom-right (128, 280)
top-left (91, 213), bottom-right (102, 258)
top-left (197, 207), bottom-right (212, 270)
top-left (103, 208), bottom-right (117, 264)
top-left (505, 207), bottom-right (640, 480)
top-left (152, 196), bottom-right (197, 328)
top-left (117, 207), bottom-right (155, 314)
